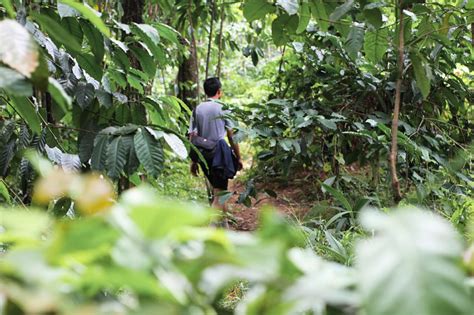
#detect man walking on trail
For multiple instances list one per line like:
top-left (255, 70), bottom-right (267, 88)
top-left (189, 77), bottom-right (242, 227)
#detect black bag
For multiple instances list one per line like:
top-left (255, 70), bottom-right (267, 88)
top-left (191, 136), bottom-right (217, 150)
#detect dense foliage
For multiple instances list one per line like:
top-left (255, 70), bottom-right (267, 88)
top-left (1, 165), bottom-right (473, 314)
top-left (0, 0), bottom-right (473, 314)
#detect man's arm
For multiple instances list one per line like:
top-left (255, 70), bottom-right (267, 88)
top-left (227, 129), bottom-right (243, 170)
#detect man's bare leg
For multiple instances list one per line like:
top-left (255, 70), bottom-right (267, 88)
top-left (212, 188), bottom-right (229, 228)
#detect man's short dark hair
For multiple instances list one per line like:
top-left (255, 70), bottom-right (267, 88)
top-left (204, 77), bottom-right (221, 97)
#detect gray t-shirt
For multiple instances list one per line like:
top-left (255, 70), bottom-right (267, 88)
top-left (189, 99), bottom-right (233, 141)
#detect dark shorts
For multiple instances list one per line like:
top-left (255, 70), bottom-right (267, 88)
top-left (199, 158), bottom-right (228, 190)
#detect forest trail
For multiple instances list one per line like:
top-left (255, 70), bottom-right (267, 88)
top-left (227, 176), bottom-right (315, 231)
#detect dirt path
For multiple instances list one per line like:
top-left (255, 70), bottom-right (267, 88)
top-left (226, 178), bottom-right (314, 231)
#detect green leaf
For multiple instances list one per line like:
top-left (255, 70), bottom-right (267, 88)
top-left (309, 0), bottom-right (329, 32)
top-left (0, 66), bottom-right (32, 96)
top-left (91, 133), bottom-right (109, 171)
top-left (0, 180), bottom-right (11, 204)
top-left (31, 12), bottom-right (82, 53)
top-left (0, 19), bottom-right (39, 78)
top-left (122, 135), bottom-right (139, 175)
top-left (243, 0), bottom-right (276, 22)
top-left (357, 208), bottom-right (473, 315)
top-left (329, 0), bottom-right (354, 22)
top-left (9, 96), bottom-right (42, 134)
top-left (134, 128), bottom-right (164, 177)
top-left (317, 117), bottom-right (337, 130)
top-left (81, 20), bottom-right (105, 63)
top-left (131, 23), bottom-right (164, 61)
top-left (107, 136), bottom-right (128, 179)
top-left (122, 187), bottom-right (212, 239)
top-left (364, 8), bottom-right (383, 29)
top-left (296, 2), bottom-right (311, 33)
top-left (155, 23), bottom-right (180, 45)
top-left (127, 73), bottom-right (144, 94)
top-left (61, 17), bottom-right (84, 45)
top-left (410, 51), bottom-right (431, 99)
top-left (58, 0), bottom-right (110, 37)
top-left (321, 183), bottom-right (352, 213)
top-left (272, 13), bottom-right (299, 46)
top-left (2, 0), bottom-right (16, 18)
top-left (76, 53), bottom-right (103, 80)
top-left (345, 25), bottom-right (364, 59)
top-left (130, 45), bottom-right (156, 78)
top-left (364, 28), bottom-right (388, 64)
top-left (48, 78), bottom-right (72, 113)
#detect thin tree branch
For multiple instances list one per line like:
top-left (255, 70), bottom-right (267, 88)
top-left (389, 0), bottom-right (404, 204)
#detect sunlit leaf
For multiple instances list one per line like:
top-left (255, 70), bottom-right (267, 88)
top-left (9, 96), bottom-right (42, 134)
top-left (358, 208), bottom-right (473, 315)
top-left (243, 0), bottom-right (276, 22)
top-left (0, 20), bottom-right (39, 78)
top-left (58, 0), bottom-right (110, 37)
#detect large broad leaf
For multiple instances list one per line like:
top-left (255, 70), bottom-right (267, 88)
top-left (107, 136), bottom-right (128, 179)
top-left (155, 23), bottom-right (180, 45)
top-left (122, 135), bottom-right (139, 175)
top-left (277, 0), bottom-right (298, 15)
top-left (296, 2), bottom-right (311, 33)
top-left (131, 23), bottom-right (163, 61)
top-left (329, 0), bottom-right (354, 22)
top-left (130, 45), bottom-right (156, 78)
top-left (120, 187), bottom-right (212, 239)
top-left (76, 53), bottom-right (103, 80)
top-left (91, 133), bottom-right (109, 171)
top-left (0, 66), bottom-right (32, 96)
top-left (309, 0), bottom-right (329, 32)
top-left (243, 0), bottom-right (276, 22)
top-left (282, 248), bottom-right (358, 312)
top-left (410, 51), bottom-right (431, 99)
top-left (134, 128), bottom-right (164, 177)
top-left (345, 25), bottom-right (364, 59)
top-left (58, 0), bottom-right (110, 37)
top-left (364, 8), bottom-right (383, 29)
top-left (272, 13), bottom-right (299, 46)
top-left (31, 12), bottom-right (83, 53)
top-left (163, 133), bottom-right (187, 160)
top-left (364, 28), bottom-right (388, 64)
top-left (81, 20), bottom-right (105, 63)
top-left (9, 96), bottom-right (42, 134)
top-left (357, 208), bottom-right (473, 315)
top-left (0, 20), bottom-right (39, 78)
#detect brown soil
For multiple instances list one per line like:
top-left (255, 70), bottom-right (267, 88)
top-left (226, 174), bottom-right (319, 231)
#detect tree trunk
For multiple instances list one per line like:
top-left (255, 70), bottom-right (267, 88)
top-left (177, 1), bottom-right (200, 108)
top-left (216, 1), bottom-right (225, 78)
top-left (120, 0), bottom-right (145, 190)
top-left (122, 0), bottom-right (144, 24)
top-left (205, 0), bottom-right (215, 79)
top-left (389, 1), bottom-right (404, 204)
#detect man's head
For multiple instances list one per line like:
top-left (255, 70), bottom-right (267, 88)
top-left (204, 77), bottom-right (222, 98)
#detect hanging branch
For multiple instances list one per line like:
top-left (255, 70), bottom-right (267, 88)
top-left (216, 1), bottom-right (225, 78)
top-left (389, 0), bottom-right (404, 204)
top-left (205, 0), bottom-right (215, 79)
